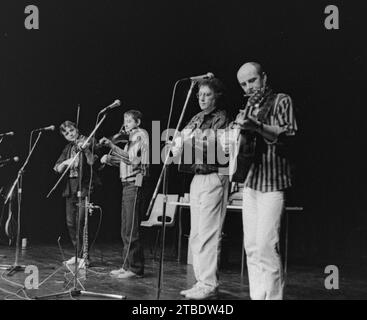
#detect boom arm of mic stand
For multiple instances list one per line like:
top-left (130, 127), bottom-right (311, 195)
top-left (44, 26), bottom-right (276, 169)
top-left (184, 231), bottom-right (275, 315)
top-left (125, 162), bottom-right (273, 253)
top-left (5, 132), bottom-right (42, 204)
top-left (145, 80), bottom-right (195, 219)
top-left (46, 114), bottom-right (107, 199)
top-left (150, 80), bottom-right (196, 300)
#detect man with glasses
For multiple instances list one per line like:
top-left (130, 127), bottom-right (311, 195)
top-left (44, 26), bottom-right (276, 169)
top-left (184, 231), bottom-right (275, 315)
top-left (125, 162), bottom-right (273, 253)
top-left (171, 77), bottom-right (229, 300)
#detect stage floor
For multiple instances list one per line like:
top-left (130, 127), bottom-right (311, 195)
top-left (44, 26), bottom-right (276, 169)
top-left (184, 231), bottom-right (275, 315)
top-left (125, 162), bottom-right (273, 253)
top-left (0, 243), bottom-right (366, 300)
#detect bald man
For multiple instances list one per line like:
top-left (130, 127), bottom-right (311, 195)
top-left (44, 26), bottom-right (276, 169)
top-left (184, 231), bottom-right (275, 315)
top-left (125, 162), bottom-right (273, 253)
top-left (226, 62), bottom-right (297, 299)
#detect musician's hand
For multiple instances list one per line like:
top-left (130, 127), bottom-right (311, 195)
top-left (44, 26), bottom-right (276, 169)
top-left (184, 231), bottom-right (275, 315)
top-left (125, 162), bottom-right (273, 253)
top-left (181, 128), bottom-right (195, 142)
top-left (63, 158), bottom-right (74, 166)
top-left (56, 158), bottom-right (73, 172)
top-left (166, 137), bottom-right (182, 157)
top-left (99, 137), bottom-right (112, 148)
top-left (219, 130), bottom-right (237, 154)
top-left (241, 115), bottom-right (262, 132)
top-left (100, 154), bottom-right (108, 164)
top-left (76, 138), bottom-right (91, 151)
top-left (220, 138), bottom-right (232, 154)
top-left (223, 143), bottom-right (230, 154)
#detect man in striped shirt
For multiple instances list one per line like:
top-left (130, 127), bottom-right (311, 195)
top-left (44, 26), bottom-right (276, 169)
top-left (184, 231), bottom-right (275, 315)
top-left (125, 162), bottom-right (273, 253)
top-left (232, 62), bottom-right (297, 299)
top-left (100, 109), bottom-right (149, 279)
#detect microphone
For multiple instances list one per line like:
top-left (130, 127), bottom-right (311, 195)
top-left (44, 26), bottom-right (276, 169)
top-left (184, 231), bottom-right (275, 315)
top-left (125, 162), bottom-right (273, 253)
top-left (99, 99), bottom-right (122, 114)
top-left (0, 131), bottom-right (15, 137)
top-left (187, 72), bottom-right (215, 81)
top-left (33, 125), bottom-right (55, 132)
top-left (0, 156), bottom-right (19, 166)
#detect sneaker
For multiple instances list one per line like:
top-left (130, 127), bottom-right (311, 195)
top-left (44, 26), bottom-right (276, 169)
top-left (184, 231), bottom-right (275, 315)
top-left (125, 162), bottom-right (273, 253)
top-left (64, 257), bottom-right (85, 269)
top-left (185, 285), bottom-right (218, 300)
top-left (110, 267), bottom-right (127, 276)
top-left (116, 270), bottom-right (142, 279)
top-left (64, 256), bottom-right (77, 265)
top-left (180, 282), bottom-right (200, 296)
top-left (78, 258), bottom-right (85, 269)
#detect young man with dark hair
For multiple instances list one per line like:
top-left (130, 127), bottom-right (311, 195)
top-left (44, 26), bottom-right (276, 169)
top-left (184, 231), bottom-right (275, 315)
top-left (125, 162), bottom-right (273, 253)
top-left (54, 121), bottom-right (99, 266)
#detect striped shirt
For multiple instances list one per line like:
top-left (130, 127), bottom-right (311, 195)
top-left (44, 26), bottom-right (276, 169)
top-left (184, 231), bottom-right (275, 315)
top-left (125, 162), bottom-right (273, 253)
top-left (105, 127), bottom-right (149, 182)
top-left (243, 93), bottom-right (298, 192)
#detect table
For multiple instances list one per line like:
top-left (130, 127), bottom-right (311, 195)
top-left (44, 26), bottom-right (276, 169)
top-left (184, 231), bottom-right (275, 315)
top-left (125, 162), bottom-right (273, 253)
top-left (169, 201), bottom-right (303, 277)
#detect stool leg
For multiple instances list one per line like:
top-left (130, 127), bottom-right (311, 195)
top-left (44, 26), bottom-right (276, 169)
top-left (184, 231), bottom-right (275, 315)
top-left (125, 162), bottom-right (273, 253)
top-left (153, 229), bottom-right (161, 260)
top-left (284, 212), bottom-right (289, 275)
top-left (177, 207), bottom-right (182, 262)
top-left (241, 234), bottom-right (245, 278)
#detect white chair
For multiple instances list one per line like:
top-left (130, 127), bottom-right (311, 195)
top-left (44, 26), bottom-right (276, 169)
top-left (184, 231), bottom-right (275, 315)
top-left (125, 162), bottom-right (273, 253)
top-left (141, 194), bottom-right (179, 257)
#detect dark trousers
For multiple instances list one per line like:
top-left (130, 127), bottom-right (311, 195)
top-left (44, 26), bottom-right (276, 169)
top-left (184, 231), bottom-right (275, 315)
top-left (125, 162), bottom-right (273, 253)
top-left (65, 179), bottom-right (87, 257)
top-left (121, 181), bottom-right (144, 275)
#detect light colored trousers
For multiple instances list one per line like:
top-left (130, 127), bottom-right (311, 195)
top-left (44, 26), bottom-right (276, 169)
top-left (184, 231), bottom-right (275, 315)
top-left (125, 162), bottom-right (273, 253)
top-left (242, 187), bottom-right (285, 300)
top-left (189, 173), bottom-right (229, 288)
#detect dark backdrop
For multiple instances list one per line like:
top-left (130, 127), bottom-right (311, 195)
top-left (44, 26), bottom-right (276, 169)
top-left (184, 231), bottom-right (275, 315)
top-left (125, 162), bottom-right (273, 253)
top-left (0, 1), bottom-right (366, 268)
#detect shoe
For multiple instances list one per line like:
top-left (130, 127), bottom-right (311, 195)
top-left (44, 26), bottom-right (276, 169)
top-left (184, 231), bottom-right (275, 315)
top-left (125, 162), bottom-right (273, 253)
top-left (180, 282), bottom-right (200, 296)
top-left (64, 257), bottom-right (85, 268)
top-left (65, 256), bottom-right (77, 265)
top-left (78, 258), bottom-right (85, 269)
top-left (185, 285), bottom-right (218, 300)
top-left (110, 267), bottom-right (127, 276)
top-left (116, 270), bottom-right (142, 279)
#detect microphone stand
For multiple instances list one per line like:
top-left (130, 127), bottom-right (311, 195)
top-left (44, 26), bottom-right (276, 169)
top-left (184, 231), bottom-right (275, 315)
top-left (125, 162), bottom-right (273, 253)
top-left (36, 112), bottom-right (125, 300)
top-left (1, 132), bottom-right (43, 275)
top-left (149, 80), bottom-right (196, 300)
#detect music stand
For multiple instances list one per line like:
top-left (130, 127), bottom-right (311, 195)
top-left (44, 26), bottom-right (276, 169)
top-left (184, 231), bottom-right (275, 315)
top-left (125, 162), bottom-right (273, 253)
top-left (35, 111), bottom-right (125, 300)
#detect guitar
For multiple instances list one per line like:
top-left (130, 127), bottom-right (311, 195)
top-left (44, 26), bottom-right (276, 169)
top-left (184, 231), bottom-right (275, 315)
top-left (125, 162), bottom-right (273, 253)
top-left (0, 186), bottom-right (17, 245)
top-left (224, 90), bottom-right (267, 182)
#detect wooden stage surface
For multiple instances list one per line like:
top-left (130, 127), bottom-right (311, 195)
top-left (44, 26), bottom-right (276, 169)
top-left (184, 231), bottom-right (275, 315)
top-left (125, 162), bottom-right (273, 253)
top-left (0, 243), bottom-right (366, 300)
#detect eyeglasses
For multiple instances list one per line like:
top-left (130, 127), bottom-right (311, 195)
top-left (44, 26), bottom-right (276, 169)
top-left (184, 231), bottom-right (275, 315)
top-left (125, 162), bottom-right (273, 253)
top-left (196, 92), bottom-right (213, 99)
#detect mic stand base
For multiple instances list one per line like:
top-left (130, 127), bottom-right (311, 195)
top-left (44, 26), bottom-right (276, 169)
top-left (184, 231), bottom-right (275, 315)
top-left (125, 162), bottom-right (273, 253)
top-left (0, 264), bottom-right (27, 275)
top-left (34, 289), bottom-right (126, 300)
top-left (0, 264), bottom-right (26, 270)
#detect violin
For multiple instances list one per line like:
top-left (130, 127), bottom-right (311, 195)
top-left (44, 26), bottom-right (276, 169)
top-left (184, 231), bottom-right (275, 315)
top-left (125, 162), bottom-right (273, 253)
top-left (74, 135), bottom-right (93, 151)
top-left (98, 130), bottom-right (130, 149)
top-left (98, 127), bottom-right (145, 169)
top-left (97, 129), bottom-right (130, 169)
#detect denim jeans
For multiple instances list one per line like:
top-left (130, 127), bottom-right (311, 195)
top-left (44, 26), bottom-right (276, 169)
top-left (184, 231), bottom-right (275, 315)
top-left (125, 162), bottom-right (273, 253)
top-left (65, 194), bottom-right (86, 257)
top-left (121, 181), bottom-right (144, 275)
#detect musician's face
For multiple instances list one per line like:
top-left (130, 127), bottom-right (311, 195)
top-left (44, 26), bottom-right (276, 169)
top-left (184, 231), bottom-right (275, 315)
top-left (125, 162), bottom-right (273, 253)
top-left (124, 114), bottom-right (140, 132)
top-left (62, 126), bottom-right (79, 142)
top-left (237, 65), bottom-right (264, 96)
top-left (197, 85), bottom-right (216, 111)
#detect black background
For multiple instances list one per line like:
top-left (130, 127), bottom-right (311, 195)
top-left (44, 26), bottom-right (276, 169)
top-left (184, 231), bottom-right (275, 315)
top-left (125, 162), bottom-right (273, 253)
top-left (0, 0), bottom-right (366, 269)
